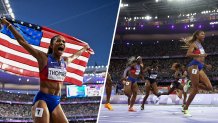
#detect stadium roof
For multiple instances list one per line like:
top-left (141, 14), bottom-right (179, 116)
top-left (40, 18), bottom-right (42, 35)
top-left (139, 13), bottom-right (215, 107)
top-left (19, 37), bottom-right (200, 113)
top-left (120, 0), bottom-right (218, 18)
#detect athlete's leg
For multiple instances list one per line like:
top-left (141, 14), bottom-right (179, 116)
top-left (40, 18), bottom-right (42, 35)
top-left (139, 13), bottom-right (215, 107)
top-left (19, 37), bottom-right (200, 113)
top-left (31, 100), bottom-right (50, 123)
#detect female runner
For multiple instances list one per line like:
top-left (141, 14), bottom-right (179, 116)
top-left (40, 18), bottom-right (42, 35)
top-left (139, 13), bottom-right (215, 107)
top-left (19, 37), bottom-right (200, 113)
top-left (1, 18), bottom-right (90, 123)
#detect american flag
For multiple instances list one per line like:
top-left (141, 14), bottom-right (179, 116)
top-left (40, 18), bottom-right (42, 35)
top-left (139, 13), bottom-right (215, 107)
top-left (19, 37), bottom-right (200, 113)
top-left (0, 18), bottom-right (94, 86)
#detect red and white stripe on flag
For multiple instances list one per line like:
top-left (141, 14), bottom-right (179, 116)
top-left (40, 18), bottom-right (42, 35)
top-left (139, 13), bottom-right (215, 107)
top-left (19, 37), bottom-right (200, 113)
top-left (0, 26), bottom-right (92, 86)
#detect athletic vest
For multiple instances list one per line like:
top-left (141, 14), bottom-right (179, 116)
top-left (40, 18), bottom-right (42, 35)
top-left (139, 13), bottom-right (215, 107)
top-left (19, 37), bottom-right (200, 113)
top-left (130, 64), bottom-right (141, 76)
top-left (148, 69), bottom-right (158, 79)
top-left (40, 54), bottom-right (67, 82)
top-left (193, 41), bottom-right (205, 54)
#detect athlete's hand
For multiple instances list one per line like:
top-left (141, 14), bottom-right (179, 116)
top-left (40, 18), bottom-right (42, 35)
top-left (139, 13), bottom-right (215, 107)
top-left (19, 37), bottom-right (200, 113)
top-left (84, 44), bottom-right (90, 50)
top-left (0, 17), bottom-right (10, 25)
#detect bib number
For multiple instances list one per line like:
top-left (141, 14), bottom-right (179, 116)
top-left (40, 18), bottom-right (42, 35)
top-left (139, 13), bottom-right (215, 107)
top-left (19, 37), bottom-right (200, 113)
top-left (35, 108), bottom-right (44, 117)
top-left (135, 70), bottom-right (140, 75)
top-left (199, 48), bottom-right (205, 54)
top-left (48, 68), bottom-right (66, 81)
top-left (149, 74), bottom-right (157, 79)
top-left (192, 69), bottom-right (198, 74)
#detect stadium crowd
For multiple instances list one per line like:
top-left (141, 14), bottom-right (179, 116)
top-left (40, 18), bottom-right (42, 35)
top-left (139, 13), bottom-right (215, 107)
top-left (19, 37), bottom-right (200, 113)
top-left (109, 37), bottom-right (218, 95)
top-left (0, 103), bottom-right (99, 118)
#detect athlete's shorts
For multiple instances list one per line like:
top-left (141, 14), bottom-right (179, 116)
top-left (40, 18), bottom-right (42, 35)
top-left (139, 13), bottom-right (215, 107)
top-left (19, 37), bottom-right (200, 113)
top-left (188, 59), bottom-right (204, 71)
top-left (127, 76), bottom-right (139, 84)
top-left (33, 91), bottom-right (61, 113)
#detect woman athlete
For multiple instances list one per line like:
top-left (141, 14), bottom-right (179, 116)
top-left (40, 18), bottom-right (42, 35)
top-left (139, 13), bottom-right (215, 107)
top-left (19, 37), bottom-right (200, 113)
top-left (183, 30), bottom-right (213, 117)
top-left (141, 63), bottom-right (160, 110)
top-left (104, 73), bottom-right (113, 111)
top-left (160, 63), bottom-right (187, 108)
top-left (122, 56), bottom-right (143, 112)
top-left (1, 18), bottom-right (90, 123)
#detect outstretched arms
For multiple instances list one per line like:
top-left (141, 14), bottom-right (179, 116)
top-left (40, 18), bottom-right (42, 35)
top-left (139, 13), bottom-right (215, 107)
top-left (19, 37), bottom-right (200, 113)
top-left (64, 45), bottom-right (89, 65)
top-left (0, 18), bottom-right (46, 62)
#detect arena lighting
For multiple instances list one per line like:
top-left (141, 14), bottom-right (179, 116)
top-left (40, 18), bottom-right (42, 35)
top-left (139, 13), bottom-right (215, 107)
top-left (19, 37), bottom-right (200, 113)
top-left (155, 0), bottom-right (159, 3)
top-left (4, 0), bottom-right (15, 18)
top-left (27, 79), bottom-right (29, 82)
top-left (4, 0), bottom-right (9, 4)
top-left (171, 25), bottom-right (175, 29)
top-left (167, 0), bottom-right (194, 2)
top-left (198, 25), bottom-right (202, 29)
top-left (120, 3), bottom-right (128, 8)
top-left (18, 78), bottom-right (21, 81)
top-left (145, 15), bottom-right (152, 20)
top-left (210, 21), bottom-right (218, 25)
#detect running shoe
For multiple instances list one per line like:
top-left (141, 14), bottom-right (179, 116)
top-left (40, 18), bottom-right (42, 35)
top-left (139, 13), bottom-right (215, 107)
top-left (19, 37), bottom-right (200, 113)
top-left (184, 110), bottom-right (192, 117)
top-left (141, 105), bottom-right (144, 110)
top-left (181, 105), bottom-right (185, 112)
top-left (104, 103), bottom-right (113, 111)
top-left (128, 107), bottom-right (137, 112)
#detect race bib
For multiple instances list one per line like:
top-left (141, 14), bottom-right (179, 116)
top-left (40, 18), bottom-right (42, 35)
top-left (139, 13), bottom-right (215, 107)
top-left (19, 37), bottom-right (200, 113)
top-left (178, 79), bottom-right (182, 83)
top-left (135, 70), bottom-right (140, 75)
top-left (35, 108), bottom-right (44, 117)
top-left (149, 74), bottom-right (157, 79)
top-left (199, 48), bottom-right (205, 54)
top-left (48, 68), bottom-right (66, 81)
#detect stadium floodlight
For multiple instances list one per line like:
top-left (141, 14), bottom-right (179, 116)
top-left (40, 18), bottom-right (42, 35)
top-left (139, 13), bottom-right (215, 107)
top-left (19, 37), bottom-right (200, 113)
top-left (4, 0), bottom-right (9, 4)
top-left (4, 0), bottom-right (15, 18)
top-left (145, 15), bottom-right (152, 20)
top-left (155, 0), bottom-right (159, 3)
top-left (11, 13), bottom-right (15, 19)
top-left (8, 8), bottom-right (12, 13)
top-left (155, 16), bottom-right (158, 19)
top-left (5, 3), bottom-right (10, 8)
top-left (120, 3), bottom-right (128, 8)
